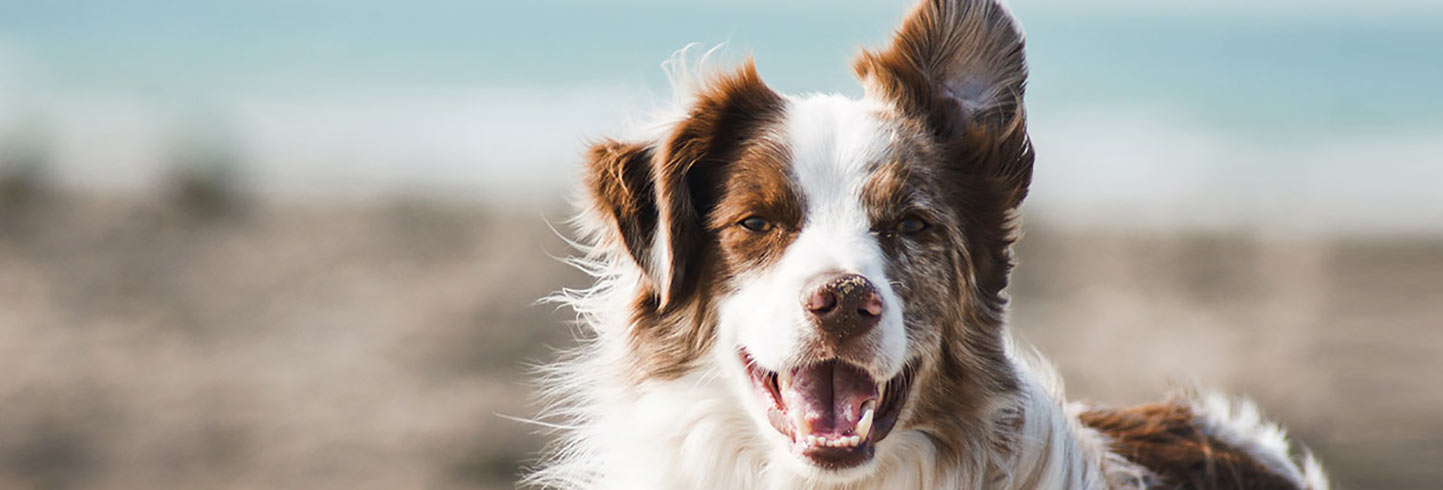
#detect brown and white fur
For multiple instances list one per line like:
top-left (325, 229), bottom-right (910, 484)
top-left (528, 0), bottom-right (1329, 488)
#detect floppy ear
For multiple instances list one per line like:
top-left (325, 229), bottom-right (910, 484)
top-left (854, 0), bottom-right (1032, 208)
top-left (584, 61), bottom-right (783, 310)
top-left (584, 139), bottom-right (660, 275)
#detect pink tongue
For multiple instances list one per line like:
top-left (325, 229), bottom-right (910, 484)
top-left (780, 361), bottom-right (879, 435)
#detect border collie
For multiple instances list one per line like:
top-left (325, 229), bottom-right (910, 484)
top-left (530, 0), bottom-right (1329, 488)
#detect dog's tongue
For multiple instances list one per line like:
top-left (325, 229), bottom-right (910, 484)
top-left (780, 360), bottom-right (879, 437)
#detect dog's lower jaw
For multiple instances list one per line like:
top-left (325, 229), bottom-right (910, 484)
top-left (739, 350), bottom-right (921, 473)
top-left (534, 343), bottom-right (1136, 490)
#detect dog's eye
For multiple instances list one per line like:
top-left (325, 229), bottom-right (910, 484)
top-left (739, 216), bottom-right (772, 232)
top-left (896, 216), bottom-right (928, 235)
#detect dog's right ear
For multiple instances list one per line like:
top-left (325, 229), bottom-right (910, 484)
top-left (585, 62), bottom-right (783, 311)
top-left (584, 138), bottom-right (662, 280)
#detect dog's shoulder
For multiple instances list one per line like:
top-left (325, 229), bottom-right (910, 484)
top-left (1078, 394), bottom-right (1326, 490)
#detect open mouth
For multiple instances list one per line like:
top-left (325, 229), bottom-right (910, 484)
top-left (739, 349), bottom-right (916, 470)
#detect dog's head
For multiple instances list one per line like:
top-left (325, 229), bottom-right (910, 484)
top-left (581, 0), bottom-right (1031, 479)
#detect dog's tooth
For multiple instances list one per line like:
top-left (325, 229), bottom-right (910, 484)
top-left (792, 410), bottom-right (813, 439)
top-left (877, 382), bottom-right (887, 405)
top-left (851, 435), bottom-right (861, 446)
top-left (856, 400), bottom-right (877, 441)
top-left (779, 369), bottom-right (792, 390)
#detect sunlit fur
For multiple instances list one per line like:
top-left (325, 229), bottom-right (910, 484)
top-left (526, 1), bottom-right (1329, 489)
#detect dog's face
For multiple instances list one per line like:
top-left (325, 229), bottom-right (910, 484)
top-left (715, 96), bottom-right (969, 474)
top-left (583, 0), bottom-right (1032, 480)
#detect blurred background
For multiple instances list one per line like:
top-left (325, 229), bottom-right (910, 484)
top-left (1, 0), bottom-right (1439, 488)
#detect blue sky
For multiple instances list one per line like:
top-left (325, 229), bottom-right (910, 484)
top-left (0, 0), bottom-right (1439, 231)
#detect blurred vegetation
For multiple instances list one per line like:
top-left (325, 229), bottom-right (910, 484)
top-left (164, 162), bottom-right (246, 221)
top-left (163, 113), bottom-right (250, 221)
top-left (0, 124), bottom-right (54, 220)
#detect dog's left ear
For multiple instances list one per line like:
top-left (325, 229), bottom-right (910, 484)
top-left (855, 0), bottom-right (1032, 209)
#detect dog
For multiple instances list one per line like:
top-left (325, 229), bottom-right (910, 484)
top-left (529, 0), bottom-right (1329, 488)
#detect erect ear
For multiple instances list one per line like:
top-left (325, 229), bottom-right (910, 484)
top-left (584, 61), bottom-right (783, 310)
top-left (854, 0), bottom-right (1033, 209)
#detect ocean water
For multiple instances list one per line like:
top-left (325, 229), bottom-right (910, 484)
top-left (0, 0), bottom-right (1440, 232)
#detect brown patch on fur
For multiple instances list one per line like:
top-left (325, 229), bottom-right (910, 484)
top-left (1080, 402), bottom-right (1302, 490)
top-left (853, 0), bottom-right (1034, 333)
top-left (582, 61), bottom-right (787, 381)
top-left (654, 61), bottom-right (786, 310)
top-left (708, 139), bottom-right (802, 273)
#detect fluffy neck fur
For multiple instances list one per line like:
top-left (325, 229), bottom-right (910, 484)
top-left (527, 264), bottom-right (1146, 490)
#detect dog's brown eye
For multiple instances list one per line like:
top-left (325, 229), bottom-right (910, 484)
top-left (740, 216), bottom-right (772, 232)
top-left (896, 216), bottom-right (928, 235)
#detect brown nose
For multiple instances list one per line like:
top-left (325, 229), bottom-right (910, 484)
top-left (803, 273), bottom-right (883, 346)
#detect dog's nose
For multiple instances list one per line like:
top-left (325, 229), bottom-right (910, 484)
top-left (803, 273), bottom-right (883, 345)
